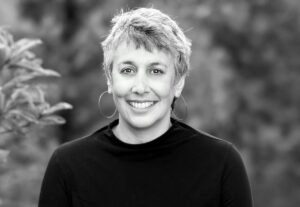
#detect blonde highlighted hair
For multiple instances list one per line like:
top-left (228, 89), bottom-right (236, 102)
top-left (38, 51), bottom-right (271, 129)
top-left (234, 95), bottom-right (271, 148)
top-left (101, 7), bottom-right (192, 80)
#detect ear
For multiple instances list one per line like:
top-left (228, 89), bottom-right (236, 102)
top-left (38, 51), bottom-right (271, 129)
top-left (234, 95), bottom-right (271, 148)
top-left (174, 76), bottom-right (186, 98)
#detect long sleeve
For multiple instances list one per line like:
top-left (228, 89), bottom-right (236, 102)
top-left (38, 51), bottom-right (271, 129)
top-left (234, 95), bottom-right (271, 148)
top-left (38, 150), bottom-right (72, 207)
top-left (221, 144), bottom-right (253, 207)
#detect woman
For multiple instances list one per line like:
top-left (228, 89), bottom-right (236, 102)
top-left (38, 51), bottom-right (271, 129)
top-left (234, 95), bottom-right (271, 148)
top-left (38, 8), bottom-right (253, 207)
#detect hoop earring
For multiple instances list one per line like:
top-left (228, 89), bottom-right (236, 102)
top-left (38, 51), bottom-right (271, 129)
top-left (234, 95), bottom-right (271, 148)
top-left (98, 91), bottom-right (117, 119)
top-left (171, 94), bottom-right (188, 121)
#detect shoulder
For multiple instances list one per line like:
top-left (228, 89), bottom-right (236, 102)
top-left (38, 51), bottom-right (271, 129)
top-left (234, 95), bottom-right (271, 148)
top-left (53, 124), bottom-right (109, 162)
top-left (176, 119), bottom-right (234, 155)
top-left (174, 120), bottom-right (248, 179)
top-left (178, 121), bottom-right (247, 174)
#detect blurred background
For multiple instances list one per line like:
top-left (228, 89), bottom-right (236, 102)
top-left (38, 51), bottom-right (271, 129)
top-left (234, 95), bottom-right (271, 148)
top-left (1, 0), bottom-right (300, 206)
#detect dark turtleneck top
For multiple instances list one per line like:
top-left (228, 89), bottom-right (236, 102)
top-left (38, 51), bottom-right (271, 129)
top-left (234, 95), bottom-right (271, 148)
top-left (38, 118), bottom-right (253, 207)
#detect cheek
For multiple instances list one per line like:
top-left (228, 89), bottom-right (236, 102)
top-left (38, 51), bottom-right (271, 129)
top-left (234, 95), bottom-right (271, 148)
top-left (110, 72), bottom-right (131, 97)
top-left (157, 71), bottom-right (177, 98)
top-left (112, 81), bottom-right (131, 97)
top-left (151, 80), bottom-right (175, 99)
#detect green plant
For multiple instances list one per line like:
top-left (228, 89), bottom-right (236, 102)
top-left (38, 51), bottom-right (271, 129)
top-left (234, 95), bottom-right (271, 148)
top-left (0, 27), bottom-right (72, 163)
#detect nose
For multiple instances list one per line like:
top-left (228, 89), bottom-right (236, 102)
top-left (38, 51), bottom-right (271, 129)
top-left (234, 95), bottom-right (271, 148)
top-left (131, 73), bottom-right (149, 94)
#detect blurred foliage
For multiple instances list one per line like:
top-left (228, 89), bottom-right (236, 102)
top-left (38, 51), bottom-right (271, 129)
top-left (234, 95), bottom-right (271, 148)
top-left (0, 27), bottom-right (72, 206)
top-left (0, 28), bottom-right (72, 135)
top-left (199, 1), bottom-right (300, 206)
top-left (0, 0), bottom-right (300, 206)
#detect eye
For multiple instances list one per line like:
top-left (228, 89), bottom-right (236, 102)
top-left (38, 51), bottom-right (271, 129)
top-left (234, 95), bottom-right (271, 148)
top-left (120, 67), bottom-right (135, 74)
top-left (150, 68), bottom-right (164, 75)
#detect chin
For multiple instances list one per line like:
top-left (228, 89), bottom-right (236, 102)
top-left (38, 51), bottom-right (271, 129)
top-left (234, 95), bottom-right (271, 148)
top-left (127, 115), bottom-right (159, 129)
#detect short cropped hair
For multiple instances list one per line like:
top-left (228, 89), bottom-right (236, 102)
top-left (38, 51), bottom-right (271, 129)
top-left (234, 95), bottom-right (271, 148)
top-left (101, 7), bottom-right (192, 81)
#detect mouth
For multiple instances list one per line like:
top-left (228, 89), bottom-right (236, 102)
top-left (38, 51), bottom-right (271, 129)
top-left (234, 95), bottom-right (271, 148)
top-left (127, 101), bottom-right (157, 109)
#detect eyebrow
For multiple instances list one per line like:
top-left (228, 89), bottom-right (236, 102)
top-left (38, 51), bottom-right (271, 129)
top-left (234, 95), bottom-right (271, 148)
top-left (119, 61), bottom-right (167, 68)
top-left (119, 61), bottom-right (135, 66)
top-left (149, 62), bottom-right (167, 68)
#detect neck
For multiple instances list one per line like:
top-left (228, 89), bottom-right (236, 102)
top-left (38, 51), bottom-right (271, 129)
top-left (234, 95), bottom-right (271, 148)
top-left (113, 114), bottom-right (172, 145)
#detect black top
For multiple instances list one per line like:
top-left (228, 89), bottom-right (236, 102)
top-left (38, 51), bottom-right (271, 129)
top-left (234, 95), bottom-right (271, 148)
top-left (38, 118), bottom-right (253, 207)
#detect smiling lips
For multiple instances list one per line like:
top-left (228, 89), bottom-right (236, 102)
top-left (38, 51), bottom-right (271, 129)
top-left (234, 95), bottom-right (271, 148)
top-left (127, 101), bottom-right (157, 109)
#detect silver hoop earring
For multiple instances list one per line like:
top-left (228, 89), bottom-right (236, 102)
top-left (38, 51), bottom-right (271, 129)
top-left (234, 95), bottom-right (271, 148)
top-left (172, 94), bottom-right (188, 121)
top-left (98, 91), bottom-right (117, 119)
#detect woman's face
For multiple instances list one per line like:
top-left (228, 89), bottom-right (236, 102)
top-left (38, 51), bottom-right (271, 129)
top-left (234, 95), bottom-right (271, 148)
top-left (109, 41), bottom-right (185, 130)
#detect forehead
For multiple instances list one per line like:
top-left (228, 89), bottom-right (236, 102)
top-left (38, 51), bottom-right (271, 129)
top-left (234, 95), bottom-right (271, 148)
top-left (112, 41), bottom-right (173, 66)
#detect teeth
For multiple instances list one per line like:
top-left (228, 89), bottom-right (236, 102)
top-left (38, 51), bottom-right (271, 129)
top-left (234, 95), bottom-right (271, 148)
top-left (129, 102), bottom-right (154, 109)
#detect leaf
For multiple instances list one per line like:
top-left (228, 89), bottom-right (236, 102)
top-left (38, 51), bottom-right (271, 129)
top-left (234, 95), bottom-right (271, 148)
top-left (13, 85), bottom-right (46, 105)
top-left (0, 33), bottom-right (7, 45)
top-left (2, 73), bottom-right (39, 91)
top-left (11, 38), bottom-right (41, 56)
top-left (7, 109), bottom-right (39, 124)
top-left (13, 59), bottom-right (59, 78)
top-left (33, 86), bottom-right (46, 104)
top-left (39, 115), bottom-right (66, 125)
top-left (0, 28), bottom-right (13, 46)
top-left (0, 88), bottom-right (5, 111)
top-left (24, 50), bottom-right (36, 60)
top-left (4, 86), bottom-right (37, 114)
top-left (10, 38), bottom-right (42, 64)
top-left (2, 70), bottom-right (60, 92)
top-left (36, 102), bottom-right (50, 114)
top-left (0, 149), bottom-right (9, 164)
top-left (1, 118), bottom-right (28, 135)
top-left (32, 57), bottom-right (42, 65)
top-left (39, 68), bottom-right (61, 77)
top-left (9, 86), bottom-right (34, 106)
top-left (4, 86), bottom-right (51, 120)
top-left (42, 102), bottom-right (73, 115)
top-left (13, 59), bottom-right (44, 73)
top-left (0, 43), bottom-right (9, 66)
